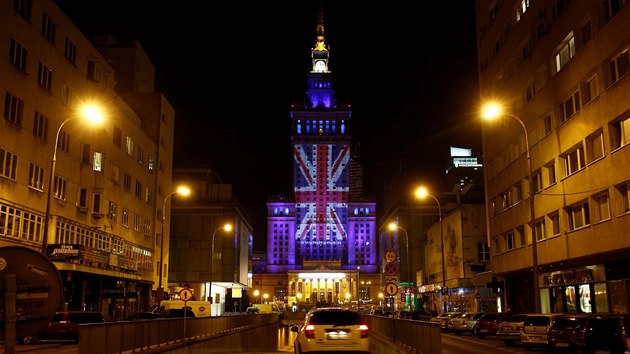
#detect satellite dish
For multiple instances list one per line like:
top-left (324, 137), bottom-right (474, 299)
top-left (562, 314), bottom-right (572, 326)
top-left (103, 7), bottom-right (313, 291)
top-left (0, 246), bottom-right (63, 343)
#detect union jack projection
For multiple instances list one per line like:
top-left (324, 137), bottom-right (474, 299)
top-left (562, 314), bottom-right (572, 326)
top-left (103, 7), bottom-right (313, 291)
top-left (294, 143), bottom-right (350, 242)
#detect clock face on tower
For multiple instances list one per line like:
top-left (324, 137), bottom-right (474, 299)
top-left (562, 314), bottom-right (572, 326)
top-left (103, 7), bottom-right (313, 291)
top-left (315, 60), bottom-right (326, 72)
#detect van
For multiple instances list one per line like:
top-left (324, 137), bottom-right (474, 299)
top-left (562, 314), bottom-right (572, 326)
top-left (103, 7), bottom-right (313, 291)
top-left (520, 313), bottom-right (564, 349)
top-left (159, 300), bottom-right (211, 317)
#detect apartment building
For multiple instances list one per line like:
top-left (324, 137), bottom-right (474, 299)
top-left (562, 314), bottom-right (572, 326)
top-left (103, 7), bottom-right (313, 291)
top-left (476, 0), bottom-right (630, 314)
top-left (1, 0), bottom-right (175, 319)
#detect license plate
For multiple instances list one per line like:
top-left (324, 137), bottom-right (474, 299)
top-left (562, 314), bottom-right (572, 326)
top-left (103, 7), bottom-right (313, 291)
top-left (555, 343), bottom-right (569, 347)
top-left (480, 329), bottom-right (488, 332)
top-left (326, 331), bottom-right (349, 340)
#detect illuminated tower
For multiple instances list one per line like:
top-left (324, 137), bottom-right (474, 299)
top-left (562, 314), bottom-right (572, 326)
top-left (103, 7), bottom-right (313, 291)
top-left (266, 7), bottom-right (376, 273)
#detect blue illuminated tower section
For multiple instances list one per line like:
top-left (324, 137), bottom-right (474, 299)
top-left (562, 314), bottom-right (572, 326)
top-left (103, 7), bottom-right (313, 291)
top-left (292, 12), bottom-right (350, 263)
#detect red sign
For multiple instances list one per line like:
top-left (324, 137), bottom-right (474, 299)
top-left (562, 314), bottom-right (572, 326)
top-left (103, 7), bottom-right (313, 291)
top-left (384, 262), bottom-right (398, 276)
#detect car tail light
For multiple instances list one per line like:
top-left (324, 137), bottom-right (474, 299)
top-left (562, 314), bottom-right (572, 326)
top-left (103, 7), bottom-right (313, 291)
top-left (305, 324), bottom-right (315, 338)
top-left (359, 324), bottom-right (369, 338)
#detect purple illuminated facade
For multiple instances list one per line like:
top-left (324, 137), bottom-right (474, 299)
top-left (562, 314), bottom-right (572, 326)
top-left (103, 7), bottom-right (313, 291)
top-left (266, 12), bottom-right (377, 276)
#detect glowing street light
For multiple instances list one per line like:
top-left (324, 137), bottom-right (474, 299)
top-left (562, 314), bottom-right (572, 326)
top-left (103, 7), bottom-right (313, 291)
top-left (211, 223), bottom-right (233, 284)
top-left (42, 103), bottom-right (105, 255)
top-left (415, 186), bottom-right (446, 312)
top-left (253, 289), bottom-right (260, 304)
top-left (482, 102), bottom-right (540, 313)
top-left (263, 293), bottom-right (269, 304)
top-left (157, 185), bottom-right (191, 305)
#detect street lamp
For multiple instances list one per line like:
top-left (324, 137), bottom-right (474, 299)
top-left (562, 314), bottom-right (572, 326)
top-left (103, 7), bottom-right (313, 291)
top-left (415, 186), bottom-right (446, 312)
top-left (263, 293), bottom-right (269, 304)
top-left (253, 289), bottom-right (260, 304)
top-left (41, 103), bottom-right (105, 255)
top-left (482, 102), bottom-right (540, 313)
top-left (210, 223), bottom-right (233, 283)
top-left (157, 185), bottom-right (191, 305)
top-left (357, 266), bottom-right (360, 302)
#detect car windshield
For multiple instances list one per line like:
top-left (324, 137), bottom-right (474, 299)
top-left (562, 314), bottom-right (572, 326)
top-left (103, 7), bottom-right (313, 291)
top-left (309, 311), bottom-right (362, 325)
top-left (524, 316), bottom-right (550, 326)
top-left (481, 314), bottom-right (498, 320)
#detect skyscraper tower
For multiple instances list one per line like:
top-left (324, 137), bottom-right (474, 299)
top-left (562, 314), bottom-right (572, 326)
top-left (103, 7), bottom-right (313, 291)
top-left (265, 7), bottom-right (377, 303)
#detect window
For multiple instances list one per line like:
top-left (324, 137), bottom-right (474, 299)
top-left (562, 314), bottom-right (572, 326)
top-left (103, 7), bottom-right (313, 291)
top-left (122, 208), bottom-right (129, 227)
top-left (532, 170), bottom-right (542, 193)
top-left (545, 161), bottom-right (557, 186)
top-left (135, 181), bottom-right (142, 199)
top-left (92, 193), bottom-right (102, 215)
top-left (137, 146), bottom-right (144, 165)
top-left (524, 81), bottom-right (535, 102)
top-left (591, 192), bottom-right (610, 223)
top-left (81, 144), bottom-right (90, 164)
top-left (562, 145), bottom-right (585, 177)
top-left (504, 231), bottom-right (515, 250)
top-left (548, 212), bottom-right (561, 236)
top-left (582, 75), bottom-right (598, 104)
top-left (610, 49), bottom-right (630, 84)
top-left (113, 126), bottom-right (122, 147)
top-left (78, 188), bottom-right (88, 209)
top-left (0, 148), bottom-right (18, 180)
top-left (534, 218), bottom-right (545, 242)
top-left (586, 130), bottom-right (605, 164)
top-left (53, 175), bottom-right (67, 200)
top-left (108, 201), bottom-right (117, 222)
top-left (616, 181), bottom-right (630, 215)
top-left (9, 38), bottom-right (27, 71)
top-left (478, 241), bottom-right (490, 261)
top-left (567, 201), bottom-right (590, 231)
top-left (61, 83), bottom-right (73, 106)
top-left (148, 155), bottom-right (154, 173)
top-left (40, 13), bottom-right (56, 44)
top-left (123, 173), bottom-right (131, 192)
top-left (28, 163), bottom-right (44, 191)
top-left (64, 37), bottom-right (76, 64)
top-left (86, 60), bottom-right (101, 82)
top-left (609, 116), bottom-right (630, 150)
top-left (543, 114), bottom-right (552, 135)
top-left (13, 0), bottom-right (32, 20)
top-left (33, 111), bottom-right (49, 140)
top-left (37, 62), bottom-right (53, 91)
top-left (514, 0), bottom-right (530, 22)
top-left (502, 189), bottom-right (512, 209)
top-left (93, 152), bottom-right (103, 172)
top-left (553, 32), bottom-right (575, 75)
top-left (110, 164), bottom-right (119, 184)
top-left (4, 92), bottom-right (24, 126)
top-left (513, 182), bottom-right (523, 204)
top-left (57, 130), bottom-right (70, 153)
top-left (126, 136), bottom-right (134, 156)
top-left (516, 225), bottom-right (526, 247)
top-left (561, 90), bottom-right (581, 121)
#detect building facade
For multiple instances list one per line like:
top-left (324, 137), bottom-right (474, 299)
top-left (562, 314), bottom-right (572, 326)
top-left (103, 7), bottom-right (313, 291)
top-left (169, 168), bottom-right (252, 315)
top-left (258, 9), bottom-right (379, 307)
top-left (1, 0), bottom-right (175, 320)
top-left (476, 0), bottom-right (630, 314)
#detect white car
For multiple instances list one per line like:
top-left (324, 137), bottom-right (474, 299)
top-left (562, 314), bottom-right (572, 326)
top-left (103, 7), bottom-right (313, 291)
top-left (291, 307), bottom-right (369, 354)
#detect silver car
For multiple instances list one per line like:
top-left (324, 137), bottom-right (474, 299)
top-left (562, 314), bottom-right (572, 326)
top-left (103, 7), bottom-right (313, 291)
top-left (446, 312), bottom-right (485, 335)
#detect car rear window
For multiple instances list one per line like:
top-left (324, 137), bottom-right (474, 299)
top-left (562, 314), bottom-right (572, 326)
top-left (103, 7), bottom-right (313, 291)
top-left (509, 314), bottom-right (528, 322)
top-left (524, 316), bottom-right (551, 326)
top-left (482, 314), bottom-right (498, 320)
top-left (310, 311), bottom-right (362, 325)
top-left (553, 316), bottom-right (588, 329)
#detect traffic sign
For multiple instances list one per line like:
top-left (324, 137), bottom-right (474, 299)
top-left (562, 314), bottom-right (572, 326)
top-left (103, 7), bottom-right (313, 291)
top-left (385, 250), bottom-right (397, 263)
top-left (384, 262), bottom-right (398, 276)
top-left (179, 288), bottom-right (194, 301)
top-left (385, 282), bottom-right (398, 296)
top-left (385, 276), bottom-right (398, 283)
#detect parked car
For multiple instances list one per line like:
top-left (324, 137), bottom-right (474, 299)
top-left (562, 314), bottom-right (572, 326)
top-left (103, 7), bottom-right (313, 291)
top-left (547, 313), bottom-right (593, 351)
top-left (571, 313), bottom-right (630, 354)
top-left (290, 307), bottom-right (369, 354)
top-left (446, 312), bottom-right (485, 335)
top-left (430, 311), bottom-right (462, 330)
top-left (474, 312), bottom-right (513, 338)
top-left (37, 311), bottom-right (104, 342)
top-left (124, 312), bottom-right (163, 321)
top-left (520, 313), bottom-right (564, 349)
top-left (495, 313), bottom-right (529, 346)
top-left (162, 308), bottom-right (195, 318)
top-left (411, 310), bottom-right (433, 321)
top-left (246, 306), bottom-right (260, 314)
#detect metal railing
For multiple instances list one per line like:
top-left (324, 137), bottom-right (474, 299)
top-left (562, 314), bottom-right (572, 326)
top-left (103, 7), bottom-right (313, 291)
top-left (78, 313), bottom-right (279, 354)
top-left (366, 316), bottom-right (442, 354)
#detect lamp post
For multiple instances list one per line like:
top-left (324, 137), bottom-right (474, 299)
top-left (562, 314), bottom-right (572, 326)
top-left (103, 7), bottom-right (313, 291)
top-left (41, 104), bottom-right (105, 255)
top-left (357, 266), bottom-right (360, 302)
top-left (157, 185), bottom-right (191, 305)
top-left (210, 223), bottom-right (233, 288)
top-left (415, 186), bottom-right (445, 312)
top-left (483, 103), bottom-right (540, 313)
top-left (253, 289), bottom-right (260, 304)
top-left (387, 223), bottom-right (412, 289)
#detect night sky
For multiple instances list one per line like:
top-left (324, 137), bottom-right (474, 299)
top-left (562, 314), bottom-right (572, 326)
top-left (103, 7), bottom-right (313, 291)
top-left (54, 1), bottom-right (482, 251)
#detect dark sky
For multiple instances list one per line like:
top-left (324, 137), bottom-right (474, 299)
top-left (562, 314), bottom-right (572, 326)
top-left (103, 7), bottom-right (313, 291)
top-left (55, 1), bottom-right (482, 251)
